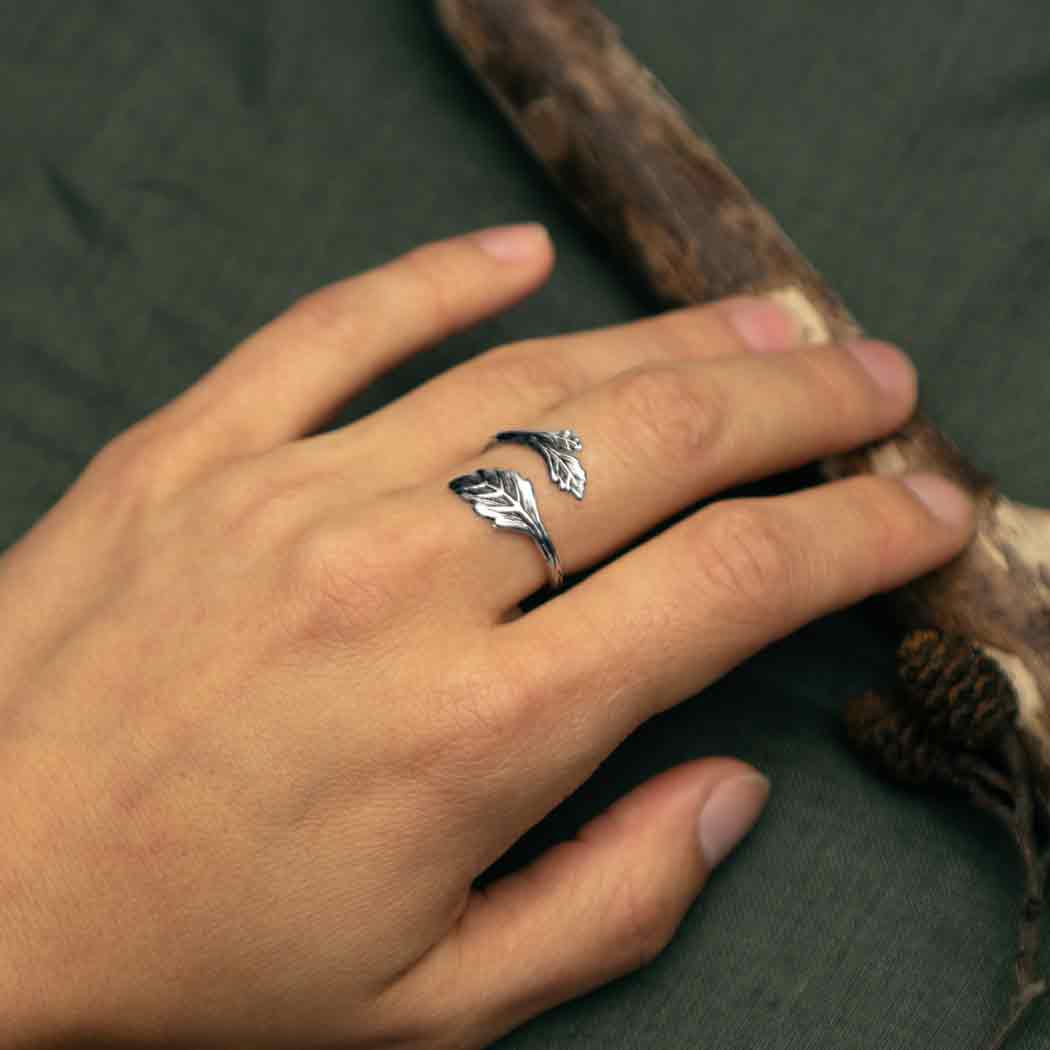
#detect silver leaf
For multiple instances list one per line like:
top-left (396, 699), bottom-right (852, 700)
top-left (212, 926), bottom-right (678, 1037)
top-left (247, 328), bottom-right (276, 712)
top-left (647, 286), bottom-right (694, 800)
top-left (449, 469), bottom-right (562, 584)
top-left (491, 430), bottom-right (587, 500)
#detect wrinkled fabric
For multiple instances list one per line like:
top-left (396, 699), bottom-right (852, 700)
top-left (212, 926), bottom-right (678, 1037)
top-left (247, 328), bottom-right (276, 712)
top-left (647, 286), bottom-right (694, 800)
top-left (2, 2), bottom-right (1050, 1047)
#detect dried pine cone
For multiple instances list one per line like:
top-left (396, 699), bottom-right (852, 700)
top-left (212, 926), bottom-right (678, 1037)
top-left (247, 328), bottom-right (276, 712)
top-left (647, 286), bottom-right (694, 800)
top-left (844, 689), bottom-right (958, 788)
top-left (896, 629), bottom-right (1019, 750)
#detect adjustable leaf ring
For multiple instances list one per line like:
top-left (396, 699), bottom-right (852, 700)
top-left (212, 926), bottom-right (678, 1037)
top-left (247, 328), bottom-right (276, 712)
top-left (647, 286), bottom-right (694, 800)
top-left (450, 468), bottom-right (565, 589)
top-left (450, 429), bottom-right (586, 590)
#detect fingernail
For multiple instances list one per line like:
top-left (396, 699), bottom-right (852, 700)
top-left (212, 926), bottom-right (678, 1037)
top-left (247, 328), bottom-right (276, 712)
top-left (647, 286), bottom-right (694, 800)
top-left (845, 341), bottom-right (916, 399)
top-left (724, 296), bottom-right (802, 352)
top-left (473, 223), bottom-right (551, 262)
top-left (901, 473), bottom-right (975, 527)
top-left (698, 773), bottom-right (770, 869)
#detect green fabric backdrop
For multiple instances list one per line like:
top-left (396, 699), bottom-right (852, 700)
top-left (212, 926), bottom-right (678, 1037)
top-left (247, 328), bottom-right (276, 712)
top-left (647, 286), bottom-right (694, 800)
top-left (3, 3), bottom-right (1050, 1047)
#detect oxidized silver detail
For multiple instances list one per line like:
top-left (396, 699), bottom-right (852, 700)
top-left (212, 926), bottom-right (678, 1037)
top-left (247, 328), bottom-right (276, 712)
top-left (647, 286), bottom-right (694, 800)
top-left (489, 429), bottom-right (586, 500)
top-left (449, 468), bottom-right (564, 589)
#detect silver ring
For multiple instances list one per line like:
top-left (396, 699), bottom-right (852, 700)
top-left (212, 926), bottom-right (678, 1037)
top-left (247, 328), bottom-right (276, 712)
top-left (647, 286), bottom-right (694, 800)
top-left (450, 468), bottom-right (564, 589)
top-left (487, 430), bottom-right (586, 500)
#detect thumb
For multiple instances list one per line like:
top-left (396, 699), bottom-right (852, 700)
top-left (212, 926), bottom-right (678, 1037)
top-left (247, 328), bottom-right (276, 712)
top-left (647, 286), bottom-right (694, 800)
top-left (406, 758), bottom-right (770, 1047)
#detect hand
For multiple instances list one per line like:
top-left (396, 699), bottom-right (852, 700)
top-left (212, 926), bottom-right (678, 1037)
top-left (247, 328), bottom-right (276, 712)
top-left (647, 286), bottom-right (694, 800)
top-left (0, 224), bottom-right (973, 1048)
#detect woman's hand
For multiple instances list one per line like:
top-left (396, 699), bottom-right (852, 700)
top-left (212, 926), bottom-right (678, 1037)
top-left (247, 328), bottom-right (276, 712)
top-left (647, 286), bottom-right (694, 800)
top-left (0, 224), bottom-right (973, 1048)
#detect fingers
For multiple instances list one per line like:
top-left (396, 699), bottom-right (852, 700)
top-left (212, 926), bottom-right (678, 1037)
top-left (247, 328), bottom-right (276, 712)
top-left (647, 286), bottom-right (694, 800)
top-left (499, 473), bottom-right (974, 768)
top-left (311, 294), bottom-right (799, 486)
top-left (434, 339), bottom-right (919, 616)
top-left (391, 760), bottom-right (770, 1047)
top-left (158, 224), bottom-right (555, 459)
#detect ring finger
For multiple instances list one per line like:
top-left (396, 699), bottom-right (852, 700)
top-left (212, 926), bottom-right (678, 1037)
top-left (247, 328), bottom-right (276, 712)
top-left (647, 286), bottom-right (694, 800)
top-left (411, 338), bottom-right (917, 619)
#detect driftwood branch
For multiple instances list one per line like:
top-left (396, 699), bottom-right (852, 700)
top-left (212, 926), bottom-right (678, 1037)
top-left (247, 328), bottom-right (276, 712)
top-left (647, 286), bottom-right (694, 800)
top-left (435, 0), bottom-right (1050, 793)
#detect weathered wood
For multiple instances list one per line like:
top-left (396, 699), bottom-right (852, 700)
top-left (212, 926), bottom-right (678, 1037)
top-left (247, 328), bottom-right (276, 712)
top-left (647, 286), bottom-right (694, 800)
top-left (436, 0), bottom-right (1050, 788)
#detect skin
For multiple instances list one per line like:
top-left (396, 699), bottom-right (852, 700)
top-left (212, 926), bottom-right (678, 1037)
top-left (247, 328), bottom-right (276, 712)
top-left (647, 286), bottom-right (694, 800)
top-left (0, 223), bottom-right (974, 1048)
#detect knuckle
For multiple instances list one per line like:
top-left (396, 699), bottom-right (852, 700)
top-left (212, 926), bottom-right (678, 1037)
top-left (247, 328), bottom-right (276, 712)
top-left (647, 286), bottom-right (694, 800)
top-left (857, 477), bottom-right (918, 577)
top-left (396, 244), bottom-right (459, 343)
top-left (285, 282), bottom-right (355, 341)
top-left (86, 427), bottom-right (142, 481)
top-left (658, 304), bottom-right (736, 358)
top-left (285, 497), bottom-right (452, 647)
top-left (284, 240), bottom-right (466, 350)
top-left (611, 367), bottom-right (724, 468)
top-left (605, 861), bottom-right (678, 971)
top-left (690, 503), bottom-right (800, 624)
top-left (472, 339), bottom-right (581, 406)
top-left (798, 348), bottom-right (881, 426)
top-left (287, 521), bottom-right (405, 643)
top-left (84, 420), bottom-right (175, 509)
top-left (209, 463), bottom-right (311, 546)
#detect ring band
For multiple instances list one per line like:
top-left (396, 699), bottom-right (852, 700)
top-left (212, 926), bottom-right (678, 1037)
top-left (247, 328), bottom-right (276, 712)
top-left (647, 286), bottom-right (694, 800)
top-left (487, 429), bottom-right (586, 500)
top-left (449, 468), bottom-right (564, 589)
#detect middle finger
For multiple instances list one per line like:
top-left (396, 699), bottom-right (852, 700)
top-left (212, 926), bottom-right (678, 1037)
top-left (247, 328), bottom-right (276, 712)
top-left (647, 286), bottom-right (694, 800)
top-left (421, 338), bottom-right (916, 618)
top-left (303, 296), bottom-right (800, 490)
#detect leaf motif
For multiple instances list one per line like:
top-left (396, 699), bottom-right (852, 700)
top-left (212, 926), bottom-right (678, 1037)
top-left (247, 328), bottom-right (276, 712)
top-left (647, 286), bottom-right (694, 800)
top-left (451, 468), bottom-right (540, 535)
top-left (538, 443), bottom-right (587, 500)
top-left (492, 430), bottom-right (587, 499)
top-left (449, 468), bottom-right (562, 585)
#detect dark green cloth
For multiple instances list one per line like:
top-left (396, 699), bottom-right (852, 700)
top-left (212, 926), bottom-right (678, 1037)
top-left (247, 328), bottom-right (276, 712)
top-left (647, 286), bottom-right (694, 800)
top-left (3, 2), bottom-right (1050, 1047)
